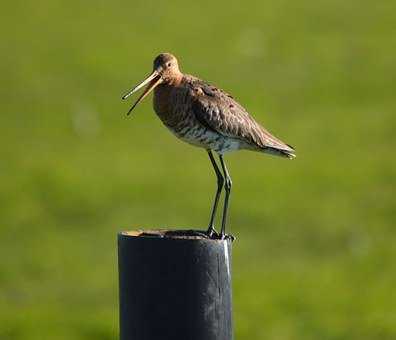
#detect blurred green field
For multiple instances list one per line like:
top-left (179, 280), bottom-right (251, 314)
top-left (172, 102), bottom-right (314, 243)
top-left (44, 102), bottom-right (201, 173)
top-left (1, 1), bottom-right (395, 339)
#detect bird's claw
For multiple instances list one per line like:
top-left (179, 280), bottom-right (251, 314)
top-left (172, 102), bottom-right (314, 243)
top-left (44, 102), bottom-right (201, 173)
top-left (206, 227), bottom-right (235, 241)
top-left (219, 233), bottom-right (235, 242)
top-left (206, 227), bottom-right (219, 239)
top-left (209, 231), bottom-right (235, 242)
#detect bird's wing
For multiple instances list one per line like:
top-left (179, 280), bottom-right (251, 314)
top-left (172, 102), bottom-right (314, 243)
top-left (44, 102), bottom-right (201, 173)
top-left (189, 79), bottom-right (294, 152)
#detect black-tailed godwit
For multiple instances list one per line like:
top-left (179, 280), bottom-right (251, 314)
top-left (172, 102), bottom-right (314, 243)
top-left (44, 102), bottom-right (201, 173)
top-left (122, 53), bottom-right (295, 239)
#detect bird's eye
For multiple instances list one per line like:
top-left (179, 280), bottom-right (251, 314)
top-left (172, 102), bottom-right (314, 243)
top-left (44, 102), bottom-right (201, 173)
top-left (167, 62), bottom-right (171, 67)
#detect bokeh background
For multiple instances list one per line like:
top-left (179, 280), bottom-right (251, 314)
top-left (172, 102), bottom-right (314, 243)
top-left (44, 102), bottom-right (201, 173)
top-left (1, 1), bottom-right (395, 339)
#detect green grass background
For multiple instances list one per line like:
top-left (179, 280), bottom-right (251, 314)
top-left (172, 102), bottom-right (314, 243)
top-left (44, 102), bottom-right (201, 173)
top-left (1, 1), bottom-right (395, 339)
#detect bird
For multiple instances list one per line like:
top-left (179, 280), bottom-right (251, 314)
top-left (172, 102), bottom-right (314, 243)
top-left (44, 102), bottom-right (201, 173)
top-left (122, 53), bottom-right (295, 240)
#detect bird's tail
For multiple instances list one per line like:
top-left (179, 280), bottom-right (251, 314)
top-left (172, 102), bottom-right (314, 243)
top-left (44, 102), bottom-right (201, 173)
top-left (264, 145), bottom-right (296, 159)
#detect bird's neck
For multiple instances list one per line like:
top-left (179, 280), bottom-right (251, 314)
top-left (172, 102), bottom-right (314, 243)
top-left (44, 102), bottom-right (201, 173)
top-left (153, 83), bottom-right (173, 118)
top-left (153, 76), bottom-right (186, 125)
top-left (167, 72), bottom-right (183, 86)
top-left (154, 74), bottom-right (185, 104)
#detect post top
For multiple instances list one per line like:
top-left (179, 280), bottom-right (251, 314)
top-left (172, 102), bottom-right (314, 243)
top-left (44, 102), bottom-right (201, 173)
top-left (119, 229), bottom-right (233, 242)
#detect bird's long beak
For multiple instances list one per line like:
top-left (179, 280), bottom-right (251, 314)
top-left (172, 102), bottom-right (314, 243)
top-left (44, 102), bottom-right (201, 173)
top-left (122, 70), bottom-right (162, 115)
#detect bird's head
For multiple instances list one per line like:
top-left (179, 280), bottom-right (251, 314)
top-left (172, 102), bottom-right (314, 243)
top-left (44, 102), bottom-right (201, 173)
top-left (122, 53), bottom-right (182, 115)
top-left (153, 53), bottom-right (181, 83)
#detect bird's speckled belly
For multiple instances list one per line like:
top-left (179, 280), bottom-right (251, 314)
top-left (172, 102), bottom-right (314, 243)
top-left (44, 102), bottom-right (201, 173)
top-left (167, 123), bottom-right (241, 154)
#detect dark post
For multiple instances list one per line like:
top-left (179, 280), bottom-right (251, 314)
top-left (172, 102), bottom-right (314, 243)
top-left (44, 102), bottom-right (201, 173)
top-left (118, 230), bottom-right (233, 340)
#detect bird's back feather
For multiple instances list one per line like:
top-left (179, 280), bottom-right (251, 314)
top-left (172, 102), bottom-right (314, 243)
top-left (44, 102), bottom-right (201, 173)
top-left (186, 76), bottom-right (295, 158)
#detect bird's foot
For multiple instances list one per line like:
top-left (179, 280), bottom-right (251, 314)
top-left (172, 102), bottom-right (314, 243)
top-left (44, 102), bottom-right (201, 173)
top-left (205, 227), bottom-right (235, 241)
top-left (219, 233), bottom-right (236, 242)
top-left (206, 226), bottom-right (219, 239)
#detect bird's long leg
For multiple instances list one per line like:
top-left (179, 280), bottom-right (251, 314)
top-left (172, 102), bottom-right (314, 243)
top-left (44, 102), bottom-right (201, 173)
top-left (219, 155), bottom-right (232, 239)
top-left (206, 150), bottom-right (224, 238)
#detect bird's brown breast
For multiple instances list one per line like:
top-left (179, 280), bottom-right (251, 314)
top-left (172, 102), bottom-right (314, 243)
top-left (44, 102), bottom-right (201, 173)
top-left (153, 83), bottom-right (171, 114)
top-left (153, 80), bottom-right (192, 128)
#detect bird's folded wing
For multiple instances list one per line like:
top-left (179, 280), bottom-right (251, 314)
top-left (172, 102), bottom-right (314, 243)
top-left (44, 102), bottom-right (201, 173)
top-left (191, 84), bottom-right (293, 152)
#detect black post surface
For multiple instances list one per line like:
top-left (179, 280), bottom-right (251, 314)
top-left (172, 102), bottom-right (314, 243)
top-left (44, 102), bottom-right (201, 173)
top-left (118, 230), bottom-right (233, 340)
